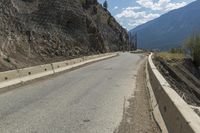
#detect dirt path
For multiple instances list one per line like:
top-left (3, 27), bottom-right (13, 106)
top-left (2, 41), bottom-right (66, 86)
top-left (114, 60), bottom-right (161, 133)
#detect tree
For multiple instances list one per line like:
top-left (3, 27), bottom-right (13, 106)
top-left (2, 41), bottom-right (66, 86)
top-left (129, 32), bottom-right (137, 50)
top-left (185, 34), bottom-right (200, 67)
top-left (103, 0), bottom-right (108, 9)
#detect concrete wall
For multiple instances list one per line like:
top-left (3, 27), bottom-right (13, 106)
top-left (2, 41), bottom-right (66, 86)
top-left (19, 64), bottom-right (54, 82)
top-left (148, 53), bottom-right (200, 133)
top-left (0, 70), bottom-right (21, 88)
top-left (52, 53), bottom-right (116, 73)
top-left (145, 61), bottom-right (168, 133)
top-left (0, 53), bottom-right (117, 89)
top-left (52, 60), bottom-right (75, 73)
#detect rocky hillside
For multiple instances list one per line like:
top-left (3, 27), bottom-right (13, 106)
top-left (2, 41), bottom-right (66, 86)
top-left (0, 0), bottom-right (129, 71)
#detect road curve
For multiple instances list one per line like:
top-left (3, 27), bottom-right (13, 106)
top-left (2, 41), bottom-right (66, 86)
top-left (0, 53), bottom-right (145, 133)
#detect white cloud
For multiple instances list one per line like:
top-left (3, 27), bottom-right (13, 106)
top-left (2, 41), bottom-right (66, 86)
top-left (114, 6), bottom-right (118, 9)
top-left (115, 7), bottom-right (160, 29)
top-left (114, 0), bottom-right (188, 29)
top-left (136, 0), bottom-right (186, 11)
top-left (126, 6), bottom-right (141, 10)
top-left (122, 6), bottom-right (141, 10)
top-left (116, 9), bottom-right (159, 19)
top-left (165, 2), bottom-right (187, 11)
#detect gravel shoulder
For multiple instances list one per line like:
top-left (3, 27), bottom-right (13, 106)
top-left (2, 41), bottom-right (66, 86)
top-left (114, 59), bottom-right (161, 133)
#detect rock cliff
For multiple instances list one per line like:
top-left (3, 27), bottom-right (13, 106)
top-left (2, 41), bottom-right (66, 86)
top-left (0, 0), bottom-right (129, 71)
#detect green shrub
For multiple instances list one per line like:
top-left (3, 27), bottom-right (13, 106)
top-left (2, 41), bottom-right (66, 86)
top-left (185, 34), bottom-right (200, 67)
top-left (107, 17), bottom-right (112, 26)
top-left (93, 6), bottom-right (97, 14)
top-left (3, 57), bottom-right (11, 63)
top-left (170, 48), bottom-right (183, 54)
top-left (80, 0), bottom-right (86, 6)
top-left (96, 13), bottom-right (101, 26)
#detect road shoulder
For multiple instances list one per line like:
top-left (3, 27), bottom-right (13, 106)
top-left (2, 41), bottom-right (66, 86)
top-left (114, 58), bottom-right (161, 133)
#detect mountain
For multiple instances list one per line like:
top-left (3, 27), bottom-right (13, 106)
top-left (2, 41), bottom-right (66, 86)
top-left (129, 0), bottom-right (200, 50)
top-left (0, 0), bottom-right (129, 71)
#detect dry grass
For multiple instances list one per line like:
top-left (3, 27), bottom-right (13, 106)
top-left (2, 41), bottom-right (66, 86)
top-left (155, 52), bottom-right (185, 67)
top-left (155, 52), bottom-right (185, 62)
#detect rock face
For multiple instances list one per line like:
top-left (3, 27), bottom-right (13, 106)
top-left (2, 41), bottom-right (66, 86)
top-left (0, 0), bottom-right (129, 71)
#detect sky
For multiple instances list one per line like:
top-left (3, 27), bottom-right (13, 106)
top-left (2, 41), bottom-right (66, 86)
top-left (98, 0), bottom-right (196, 30)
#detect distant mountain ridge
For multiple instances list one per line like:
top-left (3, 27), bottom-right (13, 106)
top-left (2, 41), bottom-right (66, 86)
top-left (129, 0), bottom-right (200, 50)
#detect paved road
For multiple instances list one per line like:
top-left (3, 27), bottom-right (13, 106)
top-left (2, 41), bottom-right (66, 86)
top-left (0, 53), bottom-right (144, 133)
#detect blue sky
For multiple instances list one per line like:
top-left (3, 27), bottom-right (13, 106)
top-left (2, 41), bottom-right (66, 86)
top-left (98, 0), bottom-right (196, 30)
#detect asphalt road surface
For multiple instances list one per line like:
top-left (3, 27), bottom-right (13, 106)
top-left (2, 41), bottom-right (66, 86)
top-left (0, 53), bottom-right (145, 133)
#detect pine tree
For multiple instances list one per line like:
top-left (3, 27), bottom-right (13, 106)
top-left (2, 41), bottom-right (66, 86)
top-left (103, 0), bottom-right (108, 9)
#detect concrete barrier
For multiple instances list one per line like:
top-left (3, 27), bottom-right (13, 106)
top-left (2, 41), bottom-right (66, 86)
top-left (19, 64), bottom-right (54, 82)
top-left (51, 58), bottom-right (83, 73)
top-left (145, 61), bottom-right (168, 133)
top-left (0, 70), bottom-right (21, 89)
top-left (70, 58), bottom-right (83, 64)
top-left (52, 53), bottom-right (117, 73)
top-left (148, 53), bottom-right (200, 133)
top-left (51, 60), bottom-right (71, 73)
top-left (52, 54), bottom-right (111, 73)
top-left (0, 53), bottom-right (117, 89)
